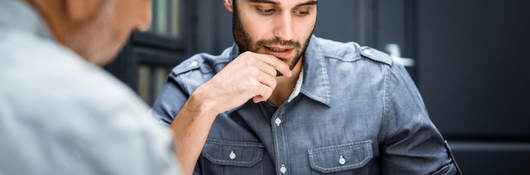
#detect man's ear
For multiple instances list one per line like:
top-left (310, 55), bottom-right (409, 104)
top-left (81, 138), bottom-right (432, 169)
top-left (64, 0), bottom-right (102, 22)
top-left (223, 0), bottom-right (234, 13)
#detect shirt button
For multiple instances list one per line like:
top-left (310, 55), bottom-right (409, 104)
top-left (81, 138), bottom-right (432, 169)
top-left (274, 118), bottom-right (282, 126)
top-left (229, 151), bottom-right (236, 160)
top-left (339, 155), bottom-right (346, 165)
top-left (189, 60), bottom-right (198, 67)
top-left (363, 49), bottom-right (373, 56)
top-left (280, 164), bottom-right (287, 174)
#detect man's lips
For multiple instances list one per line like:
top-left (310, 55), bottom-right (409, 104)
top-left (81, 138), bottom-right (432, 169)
top-left (264, 46), bottom-right (294, 59)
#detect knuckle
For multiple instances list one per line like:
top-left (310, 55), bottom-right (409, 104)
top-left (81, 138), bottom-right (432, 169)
top-left (264, 88), bottom-right (273, 97)
top-left (279, 61), bottom-right (286, 67)
top-left (246, 56), bottom-right (255, 65)
top-left (242, 51), bottom-right (253, 57)
top-left (236, 82), bottom-right (247, 90)
top-left (251, 80), bottom-right (260, 87)
top-left (236, 52), bottom-right (247, 60)
top-left (249, 67), bottom-right (260, 76)
top-left (271, 80), bottom-right (277, 87)
top-left (240, 80), bottom-right (255, 91)
top-left (269, 67), bottom-right (277, 75)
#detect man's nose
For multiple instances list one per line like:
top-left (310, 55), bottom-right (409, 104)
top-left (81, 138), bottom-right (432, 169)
top-left (273, 12), bottom-right (294, 42)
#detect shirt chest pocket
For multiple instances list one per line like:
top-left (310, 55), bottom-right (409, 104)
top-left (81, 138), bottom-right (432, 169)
top-left (308, 140), bottom-right (373, 174)
top-left (200, 139), bottom-right (264, 175)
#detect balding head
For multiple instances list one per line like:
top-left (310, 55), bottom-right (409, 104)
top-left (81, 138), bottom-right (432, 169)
top-left (27, 0), bottom-right (151, 66)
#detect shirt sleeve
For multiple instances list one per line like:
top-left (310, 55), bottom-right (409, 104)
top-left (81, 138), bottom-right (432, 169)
top-left (380, 63), bottom-right (461, 175)
top-left (0, 90), bottom-right (183, 175)
top-left (151, 74), bottom-right (203, 175)
top-left (151, 76), bottom-right (191, 127)
top-left (73, 103), bottom-right (182, 175)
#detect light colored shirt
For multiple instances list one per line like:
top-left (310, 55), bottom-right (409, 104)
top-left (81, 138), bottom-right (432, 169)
top-left (0, 0), bottom-right (181, 174)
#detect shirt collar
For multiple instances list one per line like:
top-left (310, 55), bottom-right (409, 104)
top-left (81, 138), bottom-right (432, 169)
top-left (227, 43), bottom-right (240, 61)
top-left (299, 35), bottom-right (332, 107)
top-left (0, 0), bottom-right (55, 41)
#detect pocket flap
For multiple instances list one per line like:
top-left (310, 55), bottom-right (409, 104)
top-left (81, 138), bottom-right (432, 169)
top-left (202, 139), bottom-right (264, 167)
top-left (308, 140), bottom-right (373, 173)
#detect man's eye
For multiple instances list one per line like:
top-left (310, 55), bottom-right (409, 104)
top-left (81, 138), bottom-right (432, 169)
top-left (294, 10), bottom-right (310, 16)
top-left (257, 8), bottom-right (275, 15)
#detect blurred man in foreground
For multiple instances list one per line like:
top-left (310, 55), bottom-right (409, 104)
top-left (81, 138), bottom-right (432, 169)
top-left (0, 0), bottom-right (182, 174)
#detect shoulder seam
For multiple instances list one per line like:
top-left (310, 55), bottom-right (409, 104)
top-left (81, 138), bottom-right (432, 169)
top-left (381, 64), bottom-right (391, 143)
top-left (359, 46), bottom-right (393, 66)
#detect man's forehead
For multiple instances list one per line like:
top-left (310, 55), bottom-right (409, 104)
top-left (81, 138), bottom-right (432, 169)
top-left (246, 0), bottom-right (317, 7)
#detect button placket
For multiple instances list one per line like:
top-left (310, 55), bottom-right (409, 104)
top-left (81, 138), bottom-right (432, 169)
top-left (275, 117), bottom-right (282, 126)
top-left (271, 106), bottom-right (288, 175)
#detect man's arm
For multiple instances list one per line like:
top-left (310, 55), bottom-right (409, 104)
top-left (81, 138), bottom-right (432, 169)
top-left (380, 63), bottom-right (461, 174)
top-left (155, 52), bottom-right (292, 175)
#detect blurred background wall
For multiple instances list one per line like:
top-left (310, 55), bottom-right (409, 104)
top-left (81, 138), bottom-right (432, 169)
top-left (105, 0), bottom-right (530, 174)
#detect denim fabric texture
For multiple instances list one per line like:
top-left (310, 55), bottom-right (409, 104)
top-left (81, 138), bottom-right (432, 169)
top-left (152, 35), bottom-right (461, 175)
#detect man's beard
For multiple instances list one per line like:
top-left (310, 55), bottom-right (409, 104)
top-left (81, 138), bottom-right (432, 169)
top-left (232, 1), bottom-right (312, 71)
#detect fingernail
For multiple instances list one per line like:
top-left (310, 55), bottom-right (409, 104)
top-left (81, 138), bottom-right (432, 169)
top-left (288, 71), bottom-right (292, 77)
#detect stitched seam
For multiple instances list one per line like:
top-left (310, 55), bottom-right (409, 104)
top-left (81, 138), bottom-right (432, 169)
top-left (300, 89), bottom-right (327, 105)
top-left (381, 64), bottom-right (391, 143)
top-left (324, 54), bottom-right (364, 63)
top-left (308, 140), bottom-right (373, 172)
top-left (310, 140), bottom-right (371, 152)
top-left (206, 138), bottom-right (264, 147)
top-left (318, 56), bottom-right (331, 103)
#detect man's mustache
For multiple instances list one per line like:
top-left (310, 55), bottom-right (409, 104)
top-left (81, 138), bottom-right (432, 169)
top-left (256, 38), bottom-right (301, 48)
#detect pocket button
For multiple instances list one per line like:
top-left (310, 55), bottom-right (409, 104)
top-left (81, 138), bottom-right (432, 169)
top-left (229, 151), bottom-right (236, 160)
top-left (339, 155), bottom-right (346, 165)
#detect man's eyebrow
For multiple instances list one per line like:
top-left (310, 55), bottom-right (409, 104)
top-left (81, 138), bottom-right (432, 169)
top-left (247, 0), bottom-right (317, 6)
top-left (248, 0), bottom-right (278, 5)
top-left (296, 0), bottom-right (317, 7)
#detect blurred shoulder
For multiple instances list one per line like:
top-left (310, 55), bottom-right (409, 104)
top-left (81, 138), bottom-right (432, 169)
top-left (0, 30), bottom-right (151, 123)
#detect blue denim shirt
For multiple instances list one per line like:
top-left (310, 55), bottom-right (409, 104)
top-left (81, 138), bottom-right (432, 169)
top-left (152, 36), bottom-right (461, 175)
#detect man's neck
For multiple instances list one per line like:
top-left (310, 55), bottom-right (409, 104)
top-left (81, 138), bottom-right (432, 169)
top-left (26, 0), bottom-right (69, 45)
top-left (269, 57), bottom-right (303, 106)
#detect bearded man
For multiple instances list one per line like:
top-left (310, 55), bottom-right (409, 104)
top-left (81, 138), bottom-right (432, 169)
top-left (151, 0), bottom-right (461, 174)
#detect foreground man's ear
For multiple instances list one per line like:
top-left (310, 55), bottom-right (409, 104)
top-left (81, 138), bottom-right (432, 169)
top-left (64, 0), bottom-right (103, 22)
top-left (135, 0), bottom-right (153, 32)
top-left (223, 0), bottom-right (234, 13)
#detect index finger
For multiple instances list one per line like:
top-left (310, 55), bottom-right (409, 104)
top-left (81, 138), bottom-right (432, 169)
top-left (252, 53), bottom-right (292, 77)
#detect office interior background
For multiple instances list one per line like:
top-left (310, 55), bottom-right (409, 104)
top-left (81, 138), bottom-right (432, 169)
top-left (104, 0), bottom-right (530, 174)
